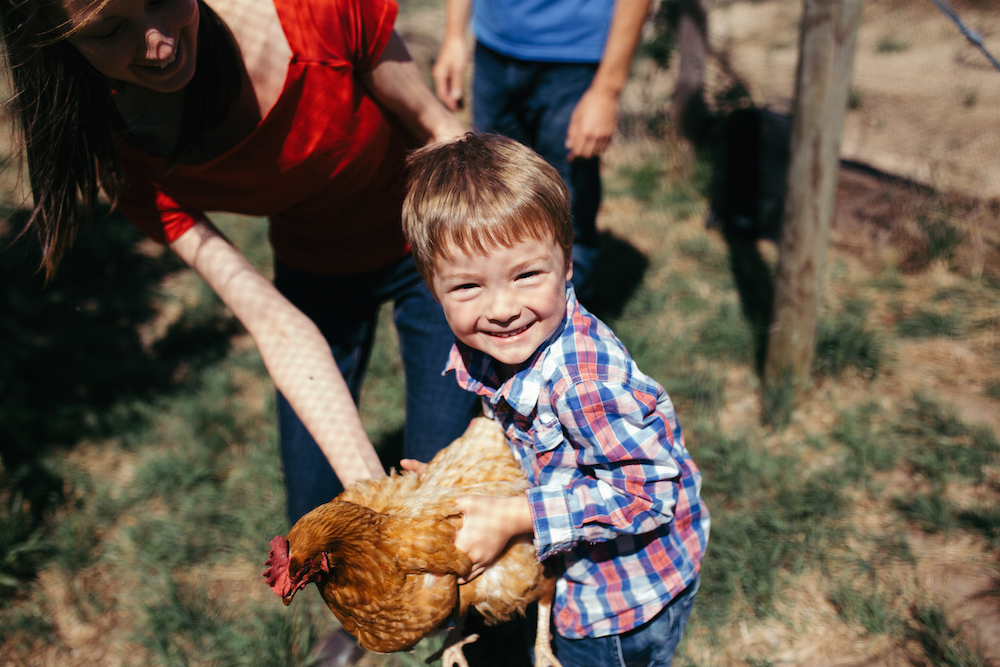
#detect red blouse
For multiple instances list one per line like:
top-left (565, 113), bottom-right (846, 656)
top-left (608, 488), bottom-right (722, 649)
top-left (114, 0), bottom-right (414, 275)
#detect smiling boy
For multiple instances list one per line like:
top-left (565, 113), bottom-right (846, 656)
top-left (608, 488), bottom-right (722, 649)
top-left (402, 133), bottom-right (709, 667)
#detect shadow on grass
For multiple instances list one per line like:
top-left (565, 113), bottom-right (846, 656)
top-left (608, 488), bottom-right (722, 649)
top-left (720, 227), bottom-right (774, 374)
top-left (586, 230), bottom-right (650, 323)
top-left (0, 205), bottom-right (242, 579)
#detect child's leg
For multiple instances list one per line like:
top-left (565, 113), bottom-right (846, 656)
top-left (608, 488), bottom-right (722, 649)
top-left (552, 575), bottom-right (700, 667)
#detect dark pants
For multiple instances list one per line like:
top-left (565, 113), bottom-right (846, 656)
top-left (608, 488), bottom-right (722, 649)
top-left (552, 575), bottom-right (700, 667)
top-left (472, 43), bottom-right (602, 304)
top-left (273, 255), bottom-right (480, 524)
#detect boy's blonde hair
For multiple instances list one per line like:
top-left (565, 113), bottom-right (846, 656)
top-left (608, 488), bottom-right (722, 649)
top-left (402, 133), bottom-right (574, 285)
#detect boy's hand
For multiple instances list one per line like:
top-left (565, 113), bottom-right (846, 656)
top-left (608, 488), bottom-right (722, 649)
top-left (454, 494), bottom-right (533, 583)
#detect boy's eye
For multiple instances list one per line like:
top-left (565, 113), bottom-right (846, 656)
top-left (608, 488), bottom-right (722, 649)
top-left (516, 271), bottom-right (540, 281)
top-left (453, 283), bottom-right (479, 291)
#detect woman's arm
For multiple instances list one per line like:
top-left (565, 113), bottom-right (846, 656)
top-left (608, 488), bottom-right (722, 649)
top-left (359, 30), bottom-right (466, 144)
top-left (169, 220), bottom-right (386, 487)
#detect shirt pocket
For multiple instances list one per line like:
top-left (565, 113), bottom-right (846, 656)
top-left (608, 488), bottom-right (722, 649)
top-left (530, 417), bottom-right (565, 455)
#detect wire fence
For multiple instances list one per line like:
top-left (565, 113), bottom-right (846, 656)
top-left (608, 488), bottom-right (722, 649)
top-left (700, 0), bottom-right (1000, 200)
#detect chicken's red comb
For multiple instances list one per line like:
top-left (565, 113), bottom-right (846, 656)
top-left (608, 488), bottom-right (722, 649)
top-left (263, 535), bottom-right (293, 596)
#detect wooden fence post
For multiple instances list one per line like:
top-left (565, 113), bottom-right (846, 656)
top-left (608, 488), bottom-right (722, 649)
top-left (763, 0), bottom-right (863, 414)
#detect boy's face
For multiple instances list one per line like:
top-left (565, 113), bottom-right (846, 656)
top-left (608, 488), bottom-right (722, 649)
top-left (431, 234), bottom-right (573, 372)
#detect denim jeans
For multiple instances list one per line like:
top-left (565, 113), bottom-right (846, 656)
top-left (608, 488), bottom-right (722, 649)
top-left (551, 575), bottom-right (700, 667)
top-left (472, 43), bottom-right (602, 304)
top-left (273, 255), bottom-right (481, 524)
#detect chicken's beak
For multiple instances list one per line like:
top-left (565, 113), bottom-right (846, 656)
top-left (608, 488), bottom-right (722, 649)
top-left (282, 593), bottom-right (295, 606)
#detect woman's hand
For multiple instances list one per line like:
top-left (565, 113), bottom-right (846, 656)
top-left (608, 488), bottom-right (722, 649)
top-left (454, 494), bottom-right (533, 583)
top-left (399, 459), bottom-right (428, 475)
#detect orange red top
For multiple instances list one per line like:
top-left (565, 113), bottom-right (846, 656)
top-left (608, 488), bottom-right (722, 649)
top-left (114, 0), bottom-right (413, 275)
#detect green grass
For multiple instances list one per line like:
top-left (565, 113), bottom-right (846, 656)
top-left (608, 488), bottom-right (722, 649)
top-left (3, 99), bottom-right (1000, 667)
top-left (832, 402), bottom-right (898, 482)
top-left (829, 579), bottom-right (897, 634)
top-left (813, 303), bottom-right (883, 378)
top-left (906, 604), bottom-right (991, 667)
top-left (876, 35), bottom-right (911, 54)
top-left (896, 310), bottom-right (965, 338)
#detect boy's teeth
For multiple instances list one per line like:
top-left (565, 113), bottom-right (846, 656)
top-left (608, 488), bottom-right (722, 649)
top-left (494, 325), bottom-right (528, 338)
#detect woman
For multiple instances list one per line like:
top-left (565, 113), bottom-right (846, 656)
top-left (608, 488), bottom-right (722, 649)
top-left (0, 0), bottom-right (480, 523)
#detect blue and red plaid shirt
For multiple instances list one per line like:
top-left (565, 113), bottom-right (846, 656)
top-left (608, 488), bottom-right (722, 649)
top-left (445, 286), bottom-right (710, 639)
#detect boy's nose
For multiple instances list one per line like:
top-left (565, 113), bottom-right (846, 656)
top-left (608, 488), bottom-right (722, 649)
top-left (485, 289), bottom-right (519, 325)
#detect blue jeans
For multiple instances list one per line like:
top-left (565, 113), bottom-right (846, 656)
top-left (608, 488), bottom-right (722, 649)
top-left (552, 575), bottom-right (700, 667)
top-left (472, 43), bottom-right (601, 304)
top-left (273, 255), bottom-right (481, 524)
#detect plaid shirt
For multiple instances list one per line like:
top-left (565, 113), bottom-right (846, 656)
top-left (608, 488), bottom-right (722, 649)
top-left (445, 286), bottom-right (710, 639)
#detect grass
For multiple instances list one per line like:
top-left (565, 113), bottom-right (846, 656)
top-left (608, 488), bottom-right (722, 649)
top-left (2, 151), bottom-right (999, 667)
top-left (813, 302), bottom-right (883, 378)
top-left (896, 310), bottom-right (965, 338)
top-left (3, 44), bottom-right (1000, 667)
top-left (876, 35), bottom-right (911, 54)
top-left (906, 604), bottom-right (993, 667)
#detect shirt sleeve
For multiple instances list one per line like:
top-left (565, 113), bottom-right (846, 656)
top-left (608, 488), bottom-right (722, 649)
top-left (527, 378), bottom-right (682, 560)
top-left (110, 160), bottom-right (202, 244)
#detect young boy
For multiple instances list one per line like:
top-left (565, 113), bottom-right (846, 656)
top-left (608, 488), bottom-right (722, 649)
top-left (401, 133), bottom-right (710, 667)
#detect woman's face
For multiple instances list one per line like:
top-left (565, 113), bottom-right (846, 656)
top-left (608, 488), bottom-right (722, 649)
top-left (60, 0), bottom-right (200, 93)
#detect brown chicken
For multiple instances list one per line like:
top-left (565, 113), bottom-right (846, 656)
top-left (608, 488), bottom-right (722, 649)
top-left (263, 416), bottom-right (561, 667)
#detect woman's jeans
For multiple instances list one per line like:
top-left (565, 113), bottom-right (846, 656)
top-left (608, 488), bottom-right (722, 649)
top-left (552, 575), bottom-right (700, 667)
top-left (472, 42), bottom-right (602, 304)
top-left (273, 255), bottom-right (480, 524)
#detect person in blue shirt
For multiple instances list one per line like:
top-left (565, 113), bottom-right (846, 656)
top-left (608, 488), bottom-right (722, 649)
top-left (401, 133), bottom-right (709, 667)
top-left (432, 0), bottom-right (652, 305)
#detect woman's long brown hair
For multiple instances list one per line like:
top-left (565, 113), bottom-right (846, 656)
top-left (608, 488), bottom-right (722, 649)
top-left (0, 0), bottom-right (241, 281)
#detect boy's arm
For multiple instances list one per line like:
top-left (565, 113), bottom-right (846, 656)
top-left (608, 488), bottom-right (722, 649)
top-left (529, 380), bottom-right (684, 559)
top-left (565, 0), bottom-right (653, 160)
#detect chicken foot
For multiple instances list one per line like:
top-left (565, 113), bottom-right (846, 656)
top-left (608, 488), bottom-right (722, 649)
top-left (426, 614), bottom-right (479, 667)
top-left (426, 590), bottom-right (562, 667)
top-left (534, 589), bottom-right (562, 667)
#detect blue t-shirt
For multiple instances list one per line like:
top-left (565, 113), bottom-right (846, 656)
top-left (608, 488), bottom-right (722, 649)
top-left (472, 0), bottom-right (615, 63)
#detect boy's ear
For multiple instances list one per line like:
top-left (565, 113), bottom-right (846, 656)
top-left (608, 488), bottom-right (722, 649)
top-left (564, 255), bottom-right (574, 283)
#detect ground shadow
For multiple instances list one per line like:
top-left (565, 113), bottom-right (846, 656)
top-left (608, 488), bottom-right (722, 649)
top-left (704, 107), bottom-right (787, 374)
top-left (0, 205), bottom-right (242, 520)
top-left (720, 228), bottom-right (775, 374)
top-left (585, 230), bottom-right (650, 322)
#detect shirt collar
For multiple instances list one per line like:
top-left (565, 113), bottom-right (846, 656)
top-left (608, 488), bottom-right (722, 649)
top-left (445, 284), bottom-right (578, 416)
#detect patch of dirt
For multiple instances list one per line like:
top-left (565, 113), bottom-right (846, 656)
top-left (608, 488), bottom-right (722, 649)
top-left (706, 0), bottom-right (1000, 200)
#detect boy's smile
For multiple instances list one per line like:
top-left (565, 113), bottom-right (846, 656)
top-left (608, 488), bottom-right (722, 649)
top-left (432, 235), bottom-right (572, 373)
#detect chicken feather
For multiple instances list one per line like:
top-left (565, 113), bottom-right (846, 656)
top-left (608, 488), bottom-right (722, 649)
top-left (263, 417), bottom-right (562, 667)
